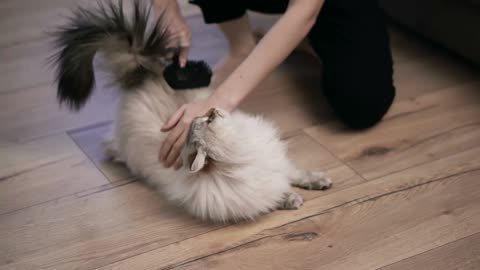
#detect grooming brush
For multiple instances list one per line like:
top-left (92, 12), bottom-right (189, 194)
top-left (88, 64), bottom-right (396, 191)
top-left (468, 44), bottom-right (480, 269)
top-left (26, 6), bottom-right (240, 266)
top-left (163, 56), bottom-right (212, 90)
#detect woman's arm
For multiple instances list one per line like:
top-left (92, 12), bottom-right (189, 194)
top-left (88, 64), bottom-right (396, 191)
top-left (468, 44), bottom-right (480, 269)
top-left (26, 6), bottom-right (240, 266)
top-left (210, 0), bottom-right (325, 111)
top-left (160, 0), bottom-right (325, 168)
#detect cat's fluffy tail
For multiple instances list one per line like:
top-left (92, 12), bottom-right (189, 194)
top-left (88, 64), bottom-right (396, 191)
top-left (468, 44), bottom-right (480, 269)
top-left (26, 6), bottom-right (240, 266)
top-left (50, 0), bottom-right (173, 110)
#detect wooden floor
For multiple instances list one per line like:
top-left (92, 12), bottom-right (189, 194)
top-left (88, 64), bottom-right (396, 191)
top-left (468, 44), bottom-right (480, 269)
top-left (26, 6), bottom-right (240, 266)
top-left (1, 1), bottom-right (480, 269)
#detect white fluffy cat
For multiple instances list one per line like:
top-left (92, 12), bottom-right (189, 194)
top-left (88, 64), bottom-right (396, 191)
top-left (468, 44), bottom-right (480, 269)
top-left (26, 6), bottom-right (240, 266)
top-left (51, 0), bottom-right (332, 223)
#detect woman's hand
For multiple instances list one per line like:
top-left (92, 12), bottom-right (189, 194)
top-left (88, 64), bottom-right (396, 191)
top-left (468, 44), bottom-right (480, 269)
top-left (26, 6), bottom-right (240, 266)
top-left (153, 0), bottom-right (190, 66)
top-left (159, 99), bottom-right (218, 169)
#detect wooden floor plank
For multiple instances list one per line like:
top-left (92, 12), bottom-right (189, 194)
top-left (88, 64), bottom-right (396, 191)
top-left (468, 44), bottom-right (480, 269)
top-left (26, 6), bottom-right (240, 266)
top-left (305, 82), bottom-right (480, 180)
top-left (69, 124), bottom-right (132, 184)
top-left (393, 57), bottom-right (479, 100)
top-left (0, 39), bottom-right (53, 93)
top-left (0, 181), bottom-right (220, 270)
top-left (378, 233), bottom-right (480, 270)
top-left (0, 82), bottom-right (118, 142)
top-left (387, 23), bottom-right (480, 100)
top-left (0, 133), bottom-right (90, 179)
top-left (95, 146), bottom-right (480, 270)
top-left (285, 133), bottom-right (365, 201)
top-left (1, 53), bottom-right (54, 94)
top-left (0, 132), bottom-right (360, 270)
top-left (0, 134), bottom-right (109, 215)
top-left (0, 0), bottom-right (105, 50)
top-left (171, 167), bottom-right (480, 270)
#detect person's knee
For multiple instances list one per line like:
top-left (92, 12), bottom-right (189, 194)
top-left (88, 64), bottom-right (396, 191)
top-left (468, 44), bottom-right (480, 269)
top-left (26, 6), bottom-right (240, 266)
top-left (328, 85), bottom-right (395, 130)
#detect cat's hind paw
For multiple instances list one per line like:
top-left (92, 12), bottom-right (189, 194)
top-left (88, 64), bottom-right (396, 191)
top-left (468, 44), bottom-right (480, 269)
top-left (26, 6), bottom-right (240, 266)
top-left (278, 191), bottom-right (304, 210)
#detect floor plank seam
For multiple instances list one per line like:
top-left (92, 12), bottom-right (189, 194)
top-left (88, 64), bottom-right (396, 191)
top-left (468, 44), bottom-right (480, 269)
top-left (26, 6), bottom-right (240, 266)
top-left (373, 231), bottom-right (480, 270)
top-left (0, 189), bottom-right (87, 217)
top-left (67, 130), bottom-right (117, 184)
top-left (0, 176), bottom-right (136, 217)
top-left (0, 154), bottom-right (74, 182)
top-left (400, 121), bottom-right (480, 152)
top-left (74, 178), bottom-right (137, 198)
top-left (10, 129), bottom-right (82, 144)
top-left (163, 232), bottom-right (290, 270)
top-left (67, 120), bottom-right (113, 135)
top-left (280, 129), bottom-right (305, 140)
top-left (91, 225), bottom-right (228, 270)
top-left (356, 136), bottom-right (480, 182)
top-left (385, 104), bottom-right (437, 122)
top-left (302, 130), bottom-right (369, 182)
top-left (0, 36), bottom-right (48, 51)
top-left (0, 81), bottom-right (51, 96)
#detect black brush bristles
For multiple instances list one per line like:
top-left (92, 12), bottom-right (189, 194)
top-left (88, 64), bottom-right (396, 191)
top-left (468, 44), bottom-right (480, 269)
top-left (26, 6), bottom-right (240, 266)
top-left (49, 0), bottom-right (173, 110)
top-left (163, 59), bottom-right (212, 90)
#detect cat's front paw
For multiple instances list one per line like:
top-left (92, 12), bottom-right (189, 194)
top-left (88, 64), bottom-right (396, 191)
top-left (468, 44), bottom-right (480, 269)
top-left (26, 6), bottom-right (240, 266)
top-left (308, 171), bottom-right (332, 190)
top-left (292, 171), bottom-right (333, 190)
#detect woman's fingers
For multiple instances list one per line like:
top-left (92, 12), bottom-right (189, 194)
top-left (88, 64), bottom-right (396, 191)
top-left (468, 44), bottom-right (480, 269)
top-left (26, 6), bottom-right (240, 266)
top-left (152, 0), bottom-right (191, 67)
top-left (165, 128), bottom-right (188, 167)
top-left (177, 30), bottom-right (191, 67)
top-left (178, 46), bottom-right (190, 67)
top-left (159, 125), bottom-right (184, 162)
top-left (162, 106), bottom-right (185, 131)
top-left (173, 156), bottom-right (183, 170)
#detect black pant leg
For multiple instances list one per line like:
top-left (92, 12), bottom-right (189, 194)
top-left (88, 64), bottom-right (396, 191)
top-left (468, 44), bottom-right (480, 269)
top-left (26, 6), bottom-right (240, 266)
top-left (190, 0), bottom-right (288, 23)
top-left (308, 0), bottom-right (395, 129)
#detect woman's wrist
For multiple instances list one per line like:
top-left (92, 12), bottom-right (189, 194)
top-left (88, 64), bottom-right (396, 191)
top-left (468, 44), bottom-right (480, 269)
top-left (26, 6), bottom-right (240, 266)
top-left (208, 86), bottom-right (239, 112)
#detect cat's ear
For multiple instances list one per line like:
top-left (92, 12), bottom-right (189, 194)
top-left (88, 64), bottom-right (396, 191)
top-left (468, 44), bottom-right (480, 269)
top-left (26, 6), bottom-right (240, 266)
top-left (190, 146), bottom-right (207, 172)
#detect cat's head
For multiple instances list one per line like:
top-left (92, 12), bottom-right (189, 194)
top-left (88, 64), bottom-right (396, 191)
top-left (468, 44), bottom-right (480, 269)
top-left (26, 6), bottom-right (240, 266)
top-left (182, 108), bottom-right (236, 173)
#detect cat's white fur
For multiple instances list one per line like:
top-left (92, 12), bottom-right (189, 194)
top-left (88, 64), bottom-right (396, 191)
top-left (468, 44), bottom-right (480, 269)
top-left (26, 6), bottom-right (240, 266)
top-left (54, 0), bottom-right (332, 223)
top-left (105, 78), bottom-right (332, 223)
